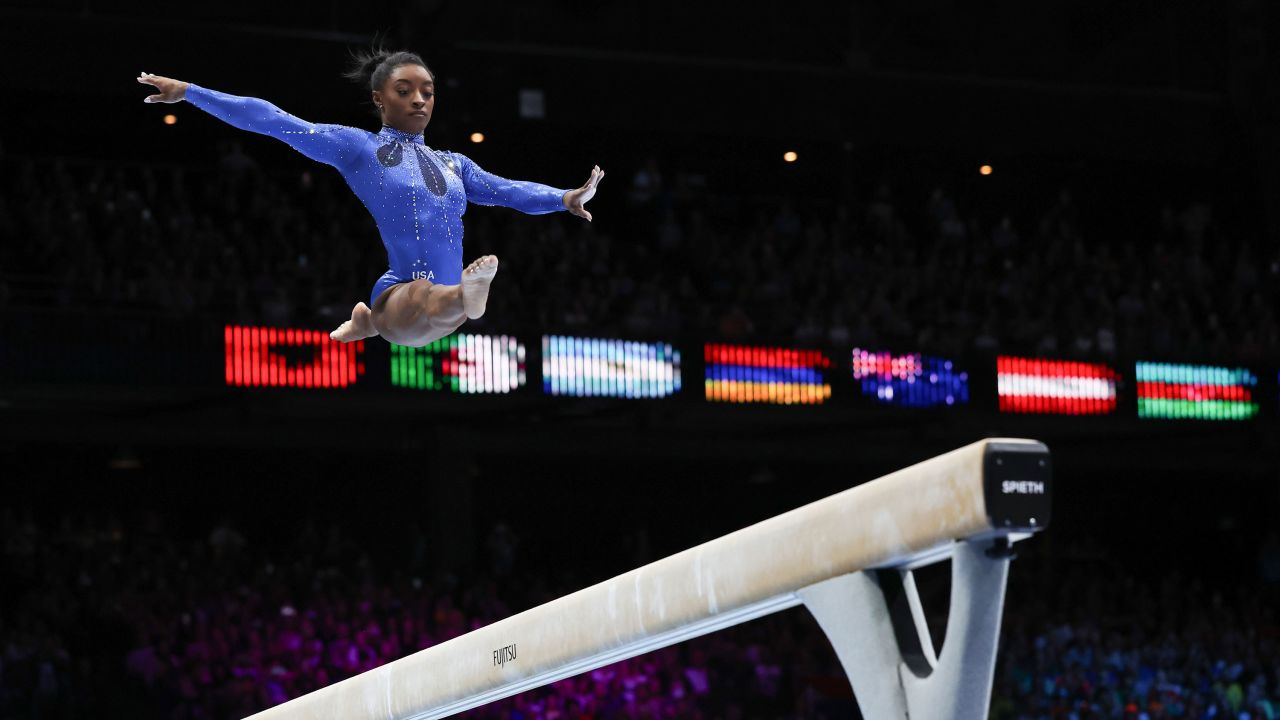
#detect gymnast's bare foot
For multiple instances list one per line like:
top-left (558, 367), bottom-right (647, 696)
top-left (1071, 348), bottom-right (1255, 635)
top-left (330, 302), bottom-right (379, 342)
top-left (461, 255), bottom-right (499, 320)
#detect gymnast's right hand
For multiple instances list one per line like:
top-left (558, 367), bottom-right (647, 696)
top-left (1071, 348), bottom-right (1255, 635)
top-left (137, 72), bottom-right (188, 103)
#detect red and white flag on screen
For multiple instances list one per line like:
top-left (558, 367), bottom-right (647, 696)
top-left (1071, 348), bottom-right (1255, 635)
top-left (997, 356), bottom-right (1118, 415)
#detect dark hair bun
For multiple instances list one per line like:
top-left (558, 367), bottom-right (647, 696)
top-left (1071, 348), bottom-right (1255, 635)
top-left (343, 46), bottom-right (431, 92)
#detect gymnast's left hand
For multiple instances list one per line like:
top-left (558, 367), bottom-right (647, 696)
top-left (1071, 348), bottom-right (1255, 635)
top-left (563, 165), bottom-right (604, 222)
top-left (136, 72), bottom-right (188, 103)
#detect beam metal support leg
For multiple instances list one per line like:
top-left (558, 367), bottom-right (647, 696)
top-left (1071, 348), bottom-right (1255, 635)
top-left (797, 539), bottom-right (1012, 720)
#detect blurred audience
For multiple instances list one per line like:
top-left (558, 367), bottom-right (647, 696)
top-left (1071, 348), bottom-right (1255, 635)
top-left (1, 151), bottom-right (1277, 361)
top-left (3, 508), bottom-right (1278, 719)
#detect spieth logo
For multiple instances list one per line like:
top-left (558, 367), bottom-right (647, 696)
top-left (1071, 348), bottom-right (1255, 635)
top-left (493, 644), bottom-right (517, 668)
top-left (1002, 480), bottom-right (1046, 495)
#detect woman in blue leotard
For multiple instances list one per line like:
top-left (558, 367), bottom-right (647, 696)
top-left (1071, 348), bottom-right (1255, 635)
top-left (137, 49), bottom-right (603, 346)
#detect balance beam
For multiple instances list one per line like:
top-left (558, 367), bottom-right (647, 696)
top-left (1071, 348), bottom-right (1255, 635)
top-left (247, 438), bottom-right (1051, 720)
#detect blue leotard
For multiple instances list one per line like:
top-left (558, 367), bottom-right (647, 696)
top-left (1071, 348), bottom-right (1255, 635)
top-left (184, 83), bottom-right (570, 307)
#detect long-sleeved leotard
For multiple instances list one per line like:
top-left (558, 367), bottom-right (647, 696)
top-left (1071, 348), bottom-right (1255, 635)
top-left (184, 83), bottom-right (570, 308)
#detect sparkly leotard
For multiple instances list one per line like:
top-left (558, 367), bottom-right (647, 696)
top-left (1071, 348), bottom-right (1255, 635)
top-left (184, 84), bottom-right (571, 308)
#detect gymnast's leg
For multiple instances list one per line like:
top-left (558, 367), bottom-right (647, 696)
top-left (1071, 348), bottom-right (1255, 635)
top-left (329, 255), bottom-right (500, 346)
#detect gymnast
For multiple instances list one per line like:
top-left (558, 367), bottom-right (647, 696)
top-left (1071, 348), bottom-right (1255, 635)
top-left (137, 49), bottom-right (603, 346)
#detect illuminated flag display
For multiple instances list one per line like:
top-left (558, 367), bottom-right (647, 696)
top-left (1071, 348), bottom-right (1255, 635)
top-left (542, 336), bottom-right (681, 398)
top-left (1135, 362), bottom-right (1258, 420)
top-left (390, 334), bottom-right (527, 393)
top-left (224, 326), bottom-right (365, 388)
top-left (851, 349), bottom-right (969, 408)
top-left (997, 356), bottom-right (1118, 415)
top-left (704, 344), bottom-right (831, 404)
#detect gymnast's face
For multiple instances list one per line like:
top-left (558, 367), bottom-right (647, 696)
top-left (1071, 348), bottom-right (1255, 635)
top-left (374, 64), bottom-right (435, 135)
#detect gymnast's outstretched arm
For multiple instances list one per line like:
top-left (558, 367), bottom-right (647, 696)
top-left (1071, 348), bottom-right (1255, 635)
top-left (452, 153), bottom-right (604, 221)
top-left (137, 72), bottom-right (368, 171)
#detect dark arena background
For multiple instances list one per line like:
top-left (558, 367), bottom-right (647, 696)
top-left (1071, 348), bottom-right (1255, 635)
top-left (2, 2), bottom-right (1280, 719)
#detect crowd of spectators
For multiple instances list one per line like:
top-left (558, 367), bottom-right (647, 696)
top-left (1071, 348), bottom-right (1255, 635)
top-left (1, 143), bottom-right (1277, 361)
top-left (0, 507), bottom-right (855, 720)
top-left (3, 506), bottom-right (1279, 719)
top-left (994, 534), bottom-right (1280, 719)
